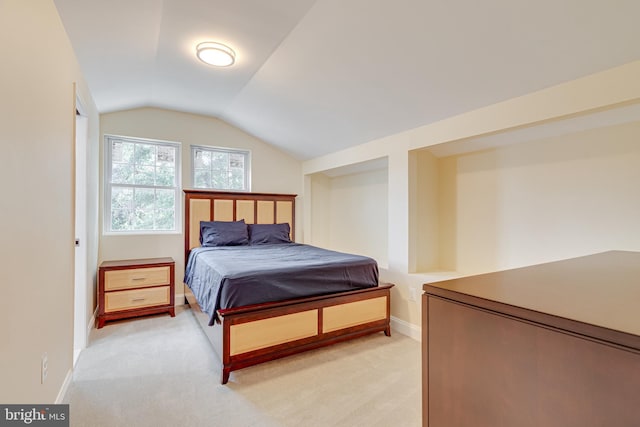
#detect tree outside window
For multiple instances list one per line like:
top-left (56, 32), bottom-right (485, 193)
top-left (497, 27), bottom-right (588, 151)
top-left (192, 145), bottom-right (250, 191)
top-left (105, 135), bottom-right (181, 233)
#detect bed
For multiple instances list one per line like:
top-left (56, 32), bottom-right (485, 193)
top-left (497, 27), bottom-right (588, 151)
top-left (183, 189), bottom-right (393, 384)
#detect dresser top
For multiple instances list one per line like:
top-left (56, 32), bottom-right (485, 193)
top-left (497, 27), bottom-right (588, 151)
top-left (100, 257), bottom-right (174, 269)
top-left (424, 251), bottom-right (640, 345)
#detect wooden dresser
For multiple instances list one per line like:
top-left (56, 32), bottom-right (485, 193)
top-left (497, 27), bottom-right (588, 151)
top-left (422, 251), bottom-right (640, 427)
top-left (97, 257), bottom-right (175, 328)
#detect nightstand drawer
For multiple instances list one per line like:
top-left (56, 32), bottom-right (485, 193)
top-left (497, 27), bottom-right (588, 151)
top-left (105, 286), bottom-right (170, 313)
top-left (104, 266), bottom-right (171, 291)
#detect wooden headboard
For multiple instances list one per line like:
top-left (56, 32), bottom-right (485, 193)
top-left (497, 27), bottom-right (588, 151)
top-left (184, 190), bottom-right (297, 263)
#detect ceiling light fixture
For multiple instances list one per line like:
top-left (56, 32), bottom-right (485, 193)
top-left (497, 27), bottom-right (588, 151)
top-left (196, 42), bottom-right (236, 67)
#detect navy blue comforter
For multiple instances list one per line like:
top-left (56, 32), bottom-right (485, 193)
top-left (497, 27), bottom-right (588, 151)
top-left (184, 243), bottom-right (379, 325)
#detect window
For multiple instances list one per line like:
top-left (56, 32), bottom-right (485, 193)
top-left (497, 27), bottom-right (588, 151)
top-left (104, 135), bottom-right (181, 233)
top-left (192, 145), bottom-right (250, 191)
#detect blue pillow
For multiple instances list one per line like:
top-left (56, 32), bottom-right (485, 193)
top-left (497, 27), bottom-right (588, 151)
top-left (248, 223), bottom-right (291, 245)
top-left (200, 220), bottom-right (248, 246)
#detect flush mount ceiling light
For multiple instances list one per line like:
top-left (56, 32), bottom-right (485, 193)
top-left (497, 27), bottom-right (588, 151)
top-left (196, 42), bottom-right (236, 67)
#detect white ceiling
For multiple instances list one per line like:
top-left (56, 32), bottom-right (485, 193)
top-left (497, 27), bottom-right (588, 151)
top-left (54, 0), bottom-right (640, 160)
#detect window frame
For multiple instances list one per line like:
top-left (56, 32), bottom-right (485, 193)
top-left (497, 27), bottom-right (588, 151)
top-left (191, 145), bottom-right (251, 192)
top-left (103, 134), bottom-right (182, 235)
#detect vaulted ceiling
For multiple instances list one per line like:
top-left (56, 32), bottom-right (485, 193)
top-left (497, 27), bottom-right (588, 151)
top-left (54, 0), bottom-right (640, 160)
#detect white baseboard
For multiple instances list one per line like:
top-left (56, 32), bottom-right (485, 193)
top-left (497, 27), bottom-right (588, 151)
top-left (73, 349), bottom-right (82, 367)
top-left (56, 369), bottom-right (73, 404)
top-left (390, 316), bottom-right (421, 342)
top-left (175, 293), bottom-right (186, 306)
top-left (88, 308), bottom-right (97, 337)
top-left (74, 308), bottom-right (97, 367)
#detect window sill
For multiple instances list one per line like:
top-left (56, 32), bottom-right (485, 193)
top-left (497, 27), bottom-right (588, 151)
top-left (102, 230), bottom-right (182, 237)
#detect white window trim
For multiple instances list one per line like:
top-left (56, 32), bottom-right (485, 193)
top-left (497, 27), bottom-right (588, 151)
top-left (103, 134), bottom-right (182, 235)
top-left (191, 144), bottom-right (251, 191)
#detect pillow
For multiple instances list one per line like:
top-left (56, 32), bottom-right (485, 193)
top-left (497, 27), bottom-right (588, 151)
top-left (200, 220), bottom-right (248, 247)
top-left (248, 223), bottom-right (292, 245)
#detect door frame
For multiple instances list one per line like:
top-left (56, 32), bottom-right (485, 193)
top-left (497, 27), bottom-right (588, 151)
top-left (73, 93), bottom-right (89, 366)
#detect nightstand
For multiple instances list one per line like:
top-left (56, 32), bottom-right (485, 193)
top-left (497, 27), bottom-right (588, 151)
top-left (97, 257), bottom-right (175, 328)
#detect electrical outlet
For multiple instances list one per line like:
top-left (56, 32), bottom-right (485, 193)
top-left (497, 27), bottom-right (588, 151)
top-left (41, 353), bottom-right (48, 384)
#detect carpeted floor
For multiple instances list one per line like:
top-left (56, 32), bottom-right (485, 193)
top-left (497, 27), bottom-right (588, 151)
top-left (64, 306), bottom-right (421, 427)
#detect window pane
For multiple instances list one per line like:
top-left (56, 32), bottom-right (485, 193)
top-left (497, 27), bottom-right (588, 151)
top-left (194, 169), bottom-right (211, 188)
top-left (111, 187), bottom-right (133, 209)
top-left (134, 188), bottom-right (155, 210)
top-left (134, 165), bottom-right (155, 185)
top-left (156, 165), bottom-right (175, 186)
top-left (211, 152), bottom-right (228, 169)
top-left (194, 150), bottom-right (211, 169)
top-left (134, 187), bottom-right (155, 230)
top-left (156, 189), bottom-right (175, 210)
top-left (155, 208), bottom-right (175, 230)
top-left (229, 168), bottom-right (245, 190)
top-left (156, 146), bottom-right (175, 164)
top-left (135, 144), bottom-right (155, 165)
top-left (112, 141), bottom-right (134, 164)
top-left (211, 169), bottom-right (228, 188)
top-left (111, 209), bottom-right (132, 231)
top-left (111, 164), bottom-right (134, 184)
top-left (229, 153), bottom-right (244, 168)
top-left (134, 208), bottom-right (154, 230)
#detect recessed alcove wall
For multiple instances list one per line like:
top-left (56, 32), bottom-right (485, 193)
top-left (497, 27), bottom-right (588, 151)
top-left (308, 158), bottom-right (389, 268)
top-left (409, 120), bottom-right (640, 276)
top-left (409, 150), bottom-right (457, 273)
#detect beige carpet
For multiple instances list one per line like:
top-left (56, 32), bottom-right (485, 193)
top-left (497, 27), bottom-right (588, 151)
top-left (64, 306), bottom-right (421, 427)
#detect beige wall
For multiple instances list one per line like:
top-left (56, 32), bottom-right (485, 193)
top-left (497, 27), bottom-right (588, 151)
top-left (302, 61), bottom-right (640, 332)
top-left (411, 121), bottom-right (640, 275)
top-left (99, 107), bottom-right (303, 302)
top-left (449, 121), bottom-right (640, 274)
top-left (309, 169), bottom-right (388, 267)
top-left (0, 0), bottom-right (99, 402)
top-left (84, 98), bottom-right (101, 342)
top-left (308, 173), bottom-right (331, 248)
top-left (409, 150), bottom-right (440, 272)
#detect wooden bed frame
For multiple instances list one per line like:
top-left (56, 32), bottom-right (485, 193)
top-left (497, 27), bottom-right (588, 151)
top-left (183, 189), bottom-right (393, 384)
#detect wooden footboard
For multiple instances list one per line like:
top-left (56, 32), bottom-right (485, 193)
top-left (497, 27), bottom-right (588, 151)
top-left (186, 284), bottom-right (393, 384)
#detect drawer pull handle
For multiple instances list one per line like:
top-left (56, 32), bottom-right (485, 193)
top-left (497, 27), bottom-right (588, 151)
top-left (131, 298), bottom-right (146, 302)
top-left (131, 277), bottom-right (147, 281)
